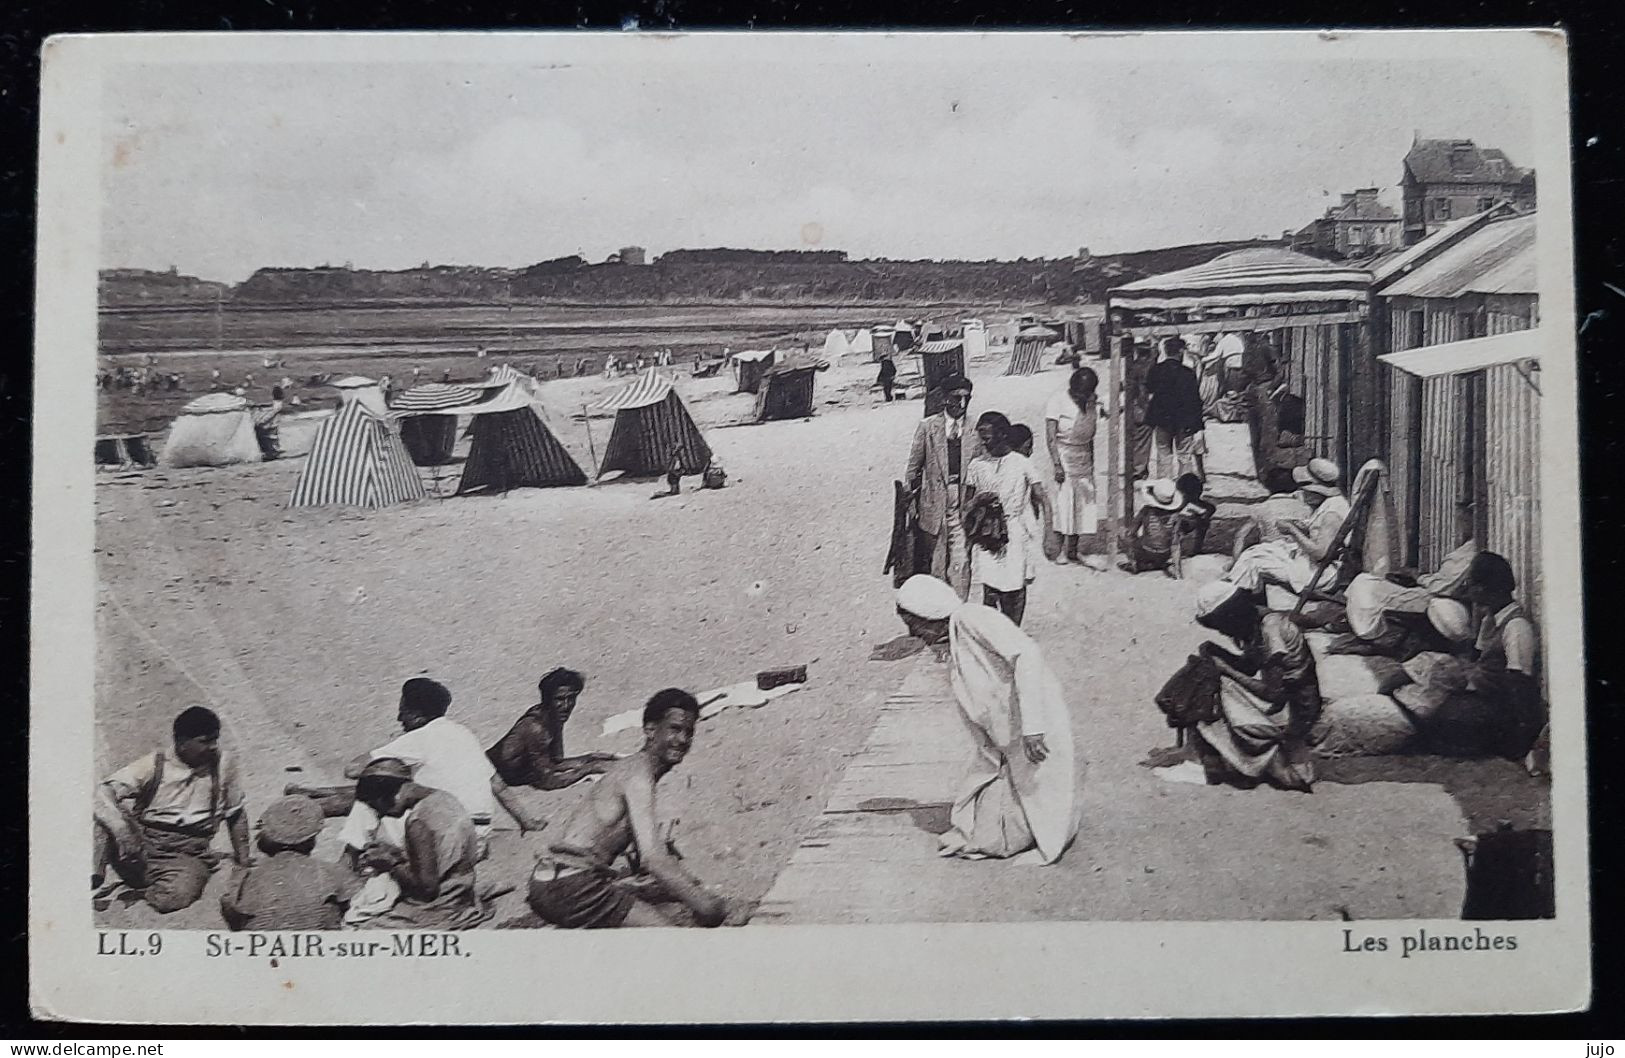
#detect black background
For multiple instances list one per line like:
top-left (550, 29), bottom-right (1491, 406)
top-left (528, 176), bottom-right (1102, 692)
top-left (1, 0), bottom-right (1620, 1037)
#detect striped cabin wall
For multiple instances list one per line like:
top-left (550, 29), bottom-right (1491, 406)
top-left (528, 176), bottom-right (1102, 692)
top-left (1380, 292), bottom-right (1539, 619)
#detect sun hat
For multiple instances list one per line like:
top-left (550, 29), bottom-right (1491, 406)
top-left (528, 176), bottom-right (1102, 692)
top-left (1292, 457), bottom-right (1342, 496)
top-left (1139, 478), bottom-right (1183, 511)
top-left (896, 574), bottom-right (961, 621)
top-left (259, 795), bottom-right (326, 846)
top-left (1425, 597), bottom-right (1474, 643)
top-left (1195, 580), bottom-right (1243, 619)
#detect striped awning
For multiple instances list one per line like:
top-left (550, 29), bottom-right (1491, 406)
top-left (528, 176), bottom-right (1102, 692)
top-left (594, 369), bottom-right (674, 411)
top-left (391, 383), bottom-right (485, 413)
top-left (1017, 325), bottom-right (1060, 339)
top-left (917, 339), bottom-right (965, 355)
top-left (1109, 248), bottom-right (1372, 312)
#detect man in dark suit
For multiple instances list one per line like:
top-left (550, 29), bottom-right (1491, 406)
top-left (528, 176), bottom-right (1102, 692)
top-left (905, 374), bottom-right (974, 598)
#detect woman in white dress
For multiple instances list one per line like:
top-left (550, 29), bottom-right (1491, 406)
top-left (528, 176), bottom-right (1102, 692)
top-left (964, 412), bottom-right (1052, 627)
top-left (1043, 367), bottom-right (1102, 564)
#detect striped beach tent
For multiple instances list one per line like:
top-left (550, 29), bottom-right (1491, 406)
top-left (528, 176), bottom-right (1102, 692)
top-left (1004, 325), bottom-right (1058, 376)
top-left (457, 384), bottom-right (587, 493)
top-left (594, 370), bottom-right (712, 478)
top-left (391, 383), bottom-right (485, 465)
top-left (391, 382), bottom-right (485, 413)
top-left (1106, 248), bottom-right (1372, 312)
top-left (288, 400), bottom-right (425, 509)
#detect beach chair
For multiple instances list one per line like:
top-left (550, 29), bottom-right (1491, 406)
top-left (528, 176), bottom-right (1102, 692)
top-left (1288, 460), bottom-right (1394, 619)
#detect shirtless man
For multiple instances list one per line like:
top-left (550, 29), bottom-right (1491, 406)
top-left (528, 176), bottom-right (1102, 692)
top-left (526, 689), bottom-right (728, 928)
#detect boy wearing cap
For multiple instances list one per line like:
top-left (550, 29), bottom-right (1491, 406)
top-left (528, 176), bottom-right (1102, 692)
top-left (92, 706), bottom-right (250, 913)
top-left (220, 796), bottom-right (359, 931)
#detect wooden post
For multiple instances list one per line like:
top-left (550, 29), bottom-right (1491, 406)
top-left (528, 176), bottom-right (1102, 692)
top-left (1106, 335), bottom-right (1125, 566)
top-left (583, 404), bottom-right (598, 480)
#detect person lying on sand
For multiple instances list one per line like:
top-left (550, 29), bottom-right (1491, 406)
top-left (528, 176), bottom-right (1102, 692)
top-left (527, 689), bottom-right (729, 928)
top-left (487, 667), bottom-right (619, 791)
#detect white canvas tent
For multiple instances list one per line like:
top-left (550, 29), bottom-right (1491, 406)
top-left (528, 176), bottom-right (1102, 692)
top-left (849, 328), bottom-right (874, 360)
top-left (821, 329), bottom-right (852, 367)
top-left (332, 375), bottom-right (387, 415)
top-left (161, 392), bottom-right (263, 468)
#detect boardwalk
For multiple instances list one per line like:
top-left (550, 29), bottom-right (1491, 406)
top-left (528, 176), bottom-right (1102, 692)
top-left (752, 557), bottom-right (1474, 926)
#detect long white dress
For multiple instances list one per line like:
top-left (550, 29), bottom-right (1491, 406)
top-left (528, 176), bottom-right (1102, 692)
top-left (940, 603), bottom-right (1082, 864)
top-left (964, 452), bottom-right (1043, 592)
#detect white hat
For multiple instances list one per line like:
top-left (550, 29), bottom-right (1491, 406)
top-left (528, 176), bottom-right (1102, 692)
top-left (896, 574), bottom-right (961, 621)
top-left (1139, 478), bottom-right (1182, 511)
top-left (1425, 597), bottom-right (1474, 643)
top-left (1293, 457), bottom-right (1342, 496)
top-left (1195, 580), bottom-right (1242, 618)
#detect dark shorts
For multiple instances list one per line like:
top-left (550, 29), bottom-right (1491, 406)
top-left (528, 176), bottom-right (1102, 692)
top-left (528, 865), bottom-right (635, 929)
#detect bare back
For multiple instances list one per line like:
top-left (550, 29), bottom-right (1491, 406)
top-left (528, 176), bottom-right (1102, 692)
top-left (545, 752), bottom-right (657, 867)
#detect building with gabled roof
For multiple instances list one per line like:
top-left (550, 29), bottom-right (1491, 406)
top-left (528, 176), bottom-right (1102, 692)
top-left (1290, 188), bottom-right (1402, 260)
top-left (1400, 137), bottom-right (1535, 245)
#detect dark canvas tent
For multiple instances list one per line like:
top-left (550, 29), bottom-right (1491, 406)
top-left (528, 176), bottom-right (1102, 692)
top-left (595, 370), bottom-right (713, 478)
top-left (392, 382), bottom-right (484, 466)
top-left (731, 349), bottom-right (777, 394)
top-left (458, 384), bottom-right (587, 493)
top-left (288, 400), bottom-right (425, 509)
top-left (917, 338), bottom-right (966, 417)
top-left (1004, 325), bottom-right (1059, 376)
top-left (756, 364), bottom-right (818, 421)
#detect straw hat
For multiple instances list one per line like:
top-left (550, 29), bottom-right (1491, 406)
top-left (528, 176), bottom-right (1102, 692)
top-left (259, 796), bottom-right (325, 846)
top-left (1292, 457), bottom-right (1342, 497)
top-left (1139, 478), bottom-right (1183, 511)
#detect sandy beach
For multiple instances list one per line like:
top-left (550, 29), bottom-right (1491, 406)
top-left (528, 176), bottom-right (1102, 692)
top-left (94, 345), bottom-right (1548, 930)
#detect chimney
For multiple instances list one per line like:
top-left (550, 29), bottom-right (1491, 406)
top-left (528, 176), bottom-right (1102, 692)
top-left (1340, 193), bottom-right (1356, 208)
top-left (1355, 188), bottom-right (1379, 204)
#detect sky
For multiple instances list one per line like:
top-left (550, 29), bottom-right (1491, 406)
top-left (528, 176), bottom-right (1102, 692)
top-left (99, 40), bottom-right (1537, 283)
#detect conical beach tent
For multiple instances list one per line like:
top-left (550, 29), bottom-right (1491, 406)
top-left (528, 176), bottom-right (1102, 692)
top-left (457, 385), bottom-right (587, 493)
top-left (1004, 325), bottom-right (1058, 376)
top-left (288, 400), bottom-right (425, 509)
top-left (849, 328), bottom-right (875, 361)
top-left (755, 364), bottom-right (818, 422)
top-left (821, 329), bottom-right (852, 367)
top-left (594, 370), bottom-right (712, 478)
top-left (161, 392), bottom-right (263, 468)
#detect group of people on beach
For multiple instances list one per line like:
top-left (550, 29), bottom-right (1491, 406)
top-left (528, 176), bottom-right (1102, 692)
top-left (94, 671), bottom-right (731, 931)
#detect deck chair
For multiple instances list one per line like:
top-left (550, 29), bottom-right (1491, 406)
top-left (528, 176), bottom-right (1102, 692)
top-left (1288, 459), bottom-right (1396, 619)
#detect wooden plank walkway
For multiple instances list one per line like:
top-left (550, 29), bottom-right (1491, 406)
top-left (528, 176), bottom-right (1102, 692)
top-left (752, 652), bottom-right (970, 924)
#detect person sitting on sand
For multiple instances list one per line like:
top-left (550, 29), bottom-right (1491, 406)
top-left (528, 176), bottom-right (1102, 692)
top-left (1187, 580), bottom-right (1321, 791)
top-left (488, 668), bottom-right (619, 791)
top-left (220, 796), bottom-right (359, 931)
top-left (296, 678), bottom-right (543, 857)
top-left (346, 759), bottom-right (494, 931)
top-left (93, 706), bottom-right (251, 914)
top-left (1120, 478), bottom-right (1185, 577)
top-left (893, 575), bottom-right (1080, 864)
top-left (527, 689), bottom-right (729, 928)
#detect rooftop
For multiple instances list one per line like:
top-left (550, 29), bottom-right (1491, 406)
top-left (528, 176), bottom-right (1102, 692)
top-left (1403, 138), bottom-right (1533, 187)
top-left (1381, 212), bottom-right (1536, 299)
